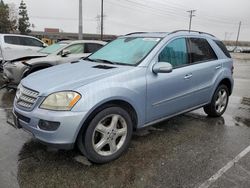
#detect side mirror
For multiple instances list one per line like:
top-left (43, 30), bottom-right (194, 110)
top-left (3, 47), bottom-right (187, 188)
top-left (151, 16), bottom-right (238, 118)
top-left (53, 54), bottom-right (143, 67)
top-left (43, 43), bottom-right (48, 48)
top-left (152, 62), bottom-right (173, 74)
top-left (61, 50), bottom-right (71, 57)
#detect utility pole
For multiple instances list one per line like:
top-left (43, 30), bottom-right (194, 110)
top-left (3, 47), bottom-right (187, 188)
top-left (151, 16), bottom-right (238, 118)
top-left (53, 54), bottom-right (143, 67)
top-left (78, 0), bottom-right (83, 40)
top-left (235, 21), bottom-right (242, 49)
top-left (101, 0), bottom-right (104, 40)
top-left (187, 10), bottom-right (196, 32)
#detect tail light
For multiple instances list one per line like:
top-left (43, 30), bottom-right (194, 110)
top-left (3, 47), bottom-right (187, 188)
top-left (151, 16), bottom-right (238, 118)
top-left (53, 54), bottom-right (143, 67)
top-left (231, 65), bottom-right (234, 75)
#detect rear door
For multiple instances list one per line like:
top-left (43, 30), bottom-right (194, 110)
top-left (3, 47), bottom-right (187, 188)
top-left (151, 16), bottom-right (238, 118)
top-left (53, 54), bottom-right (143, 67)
top-left (186, 37), bottom-right (220, 106)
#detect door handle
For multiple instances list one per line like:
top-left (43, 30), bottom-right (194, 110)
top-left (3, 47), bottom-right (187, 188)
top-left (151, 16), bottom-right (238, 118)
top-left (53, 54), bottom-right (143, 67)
top-left (215, 65), bottom-right (222, 69)
top-left (184, 74), bottom-right (192, 79)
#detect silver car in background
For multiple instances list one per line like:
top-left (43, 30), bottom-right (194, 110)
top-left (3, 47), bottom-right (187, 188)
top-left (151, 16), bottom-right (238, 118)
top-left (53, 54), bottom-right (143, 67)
top-left (3, 40), bottom-right (106, 85)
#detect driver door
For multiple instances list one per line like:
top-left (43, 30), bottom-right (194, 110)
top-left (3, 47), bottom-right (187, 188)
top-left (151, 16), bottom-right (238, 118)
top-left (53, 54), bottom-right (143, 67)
top-left (57, 43), bottom-right (85, 64)
top-left (146, 37), bottom-right (195, 122)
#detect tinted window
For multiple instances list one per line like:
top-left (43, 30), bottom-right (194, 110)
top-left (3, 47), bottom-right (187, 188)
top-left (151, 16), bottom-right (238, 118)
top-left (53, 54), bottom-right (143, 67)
top-left (4, 36), bottom-right (20, 45)
top-left (158, 38), bottom-right (188, 68)
top-left (64, 44), bottom-right (84, 54)
top-left (188, 38), bottom-right (217, 63)
top-left (214, 40), bottom-right (231, 58)
top-left (19, 37), bottom-right (44, 47)
top-left (85, 43), bottom-right (103, 53)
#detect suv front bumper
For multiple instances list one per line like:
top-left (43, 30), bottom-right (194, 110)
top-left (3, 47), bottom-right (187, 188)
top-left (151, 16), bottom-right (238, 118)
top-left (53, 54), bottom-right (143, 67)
top-left (13, 103), bottom-right (87, 149)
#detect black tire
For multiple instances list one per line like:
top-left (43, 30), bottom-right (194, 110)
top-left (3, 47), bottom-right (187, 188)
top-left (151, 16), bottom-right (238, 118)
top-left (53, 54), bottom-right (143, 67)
top-left (77, 106), bottom-right (133, 164)
top-left (204, 84), bottom-right (229, 117)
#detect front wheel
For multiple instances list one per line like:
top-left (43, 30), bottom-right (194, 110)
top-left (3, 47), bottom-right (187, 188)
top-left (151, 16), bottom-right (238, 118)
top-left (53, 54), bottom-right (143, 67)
top-left (77, 106), bottom-right (133, 163)
top-left (204, 84), bottom-right (229, 117)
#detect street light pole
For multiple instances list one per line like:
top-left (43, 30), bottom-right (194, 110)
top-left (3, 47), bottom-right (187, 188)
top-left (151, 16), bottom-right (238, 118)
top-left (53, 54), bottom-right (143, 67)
top-left (79, 0), bottom-right (83, 40)
top-left (235, 21), bottom-right (242, 49)
top-left (187, 10), bottom-right (196, 32)
top-left (101, 0), bottom-right (104, 40)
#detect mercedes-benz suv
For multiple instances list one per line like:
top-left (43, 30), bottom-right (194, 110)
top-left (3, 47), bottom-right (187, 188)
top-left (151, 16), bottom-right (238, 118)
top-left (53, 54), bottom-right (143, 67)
top-left (13, 31), bottom-right (234, 163)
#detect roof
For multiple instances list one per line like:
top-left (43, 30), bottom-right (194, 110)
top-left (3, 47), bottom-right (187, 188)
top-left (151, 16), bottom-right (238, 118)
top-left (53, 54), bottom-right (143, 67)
top-left (123, 30), bottom-right (217, 39)
top-left (58, 40), bottom-right (107, 45)
top-left (124, 32), bottom-right (169, 38)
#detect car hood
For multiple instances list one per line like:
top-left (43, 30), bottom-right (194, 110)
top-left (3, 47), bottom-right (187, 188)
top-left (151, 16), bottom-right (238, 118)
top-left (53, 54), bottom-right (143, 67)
top-left (23, 55), bottom-right (58, 65)
top-left (21, 60), bottom-right (134, 95)
top-left (3, 51), bottom-right (46, 62)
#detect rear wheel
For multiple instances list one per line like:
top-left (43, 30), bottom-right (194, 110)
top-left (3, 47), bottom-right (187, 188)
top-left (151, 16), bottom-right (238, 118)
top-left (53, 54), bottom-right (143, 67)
top-left (77, 106), bottom-right (133, 163)
top-left (204, 84), bottom-right (229, 117)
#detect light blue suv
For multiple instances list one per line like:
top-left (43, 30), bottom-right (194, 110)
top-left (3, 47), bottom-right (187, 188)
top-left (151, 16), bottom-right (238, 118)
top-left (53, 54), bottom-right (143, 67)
top-left (13, 31), bottom-right (234, 163)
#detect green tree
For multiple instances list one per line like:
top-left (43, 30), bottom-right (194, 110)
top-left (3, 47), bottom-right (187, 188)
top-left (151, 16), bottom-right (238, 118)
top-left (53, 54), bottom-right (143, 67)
top-left (0, 0), bottom-right (12, 33)
top-left (18, 0), bottom-right (30, 34)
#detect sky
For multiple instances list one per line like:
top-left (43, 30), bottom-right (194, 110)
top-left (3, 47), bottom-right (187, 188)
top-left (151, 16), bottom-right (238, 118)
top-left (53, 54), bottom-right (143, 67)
top-left (3, 0), bottom-right (250, 41)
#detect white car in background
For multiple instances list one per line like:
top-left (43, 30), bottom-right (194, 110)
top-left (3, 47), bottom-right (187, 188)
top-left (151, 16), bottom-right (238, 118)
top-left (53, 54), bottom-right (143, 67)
top-left (0, 34), bottom-right (47, 64)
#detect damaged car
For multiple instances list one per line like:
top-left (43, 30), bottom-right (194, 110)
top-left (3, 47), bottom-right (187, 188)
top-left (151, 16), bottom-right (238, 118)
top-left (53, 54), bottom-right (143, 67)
top-left (3, 40), bottom-right (106, 86)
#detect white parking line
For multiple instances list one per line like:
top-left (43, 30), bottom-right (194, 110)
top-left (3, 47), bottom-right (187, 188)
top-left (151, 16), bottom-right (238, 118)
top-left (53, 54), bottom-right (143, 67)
top-left (198, 145), bottom-right (250, 188)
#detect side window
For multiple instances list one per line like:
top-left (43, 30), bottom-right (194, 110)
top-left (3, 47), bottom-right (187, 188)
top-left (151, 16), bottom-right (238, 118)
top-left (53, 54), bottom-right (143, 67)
top-left (213, 40), bottom-right (231, 58)
top-left (4, 36), bottom-right (20, 45)
top-left (64, 44), bottom-right (84, 54)
top-left (188, 38), bottom-right (217, 63)
top-left (20, 37), bottom-right (44, 47)
top-left (158, 38), bottom-right (188, 68)
top-left (85, 43), bottom-right (103, 53)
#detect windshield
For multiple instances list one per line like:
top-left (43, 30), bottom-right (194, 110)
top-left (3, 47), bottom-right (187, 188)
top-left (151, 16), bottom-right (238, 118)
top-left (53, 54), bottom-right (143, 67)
top-left (39, 43), bottom-right (68, 54)
top-left (88, 37), bottom-right (161, 65)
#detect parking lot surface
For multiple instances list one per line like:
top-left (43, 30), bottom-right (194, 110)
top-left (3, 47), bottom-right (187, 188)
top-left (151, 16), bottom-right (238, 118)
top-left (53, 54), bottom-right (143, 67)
top-left (0, 54), bottom-right (250, 188)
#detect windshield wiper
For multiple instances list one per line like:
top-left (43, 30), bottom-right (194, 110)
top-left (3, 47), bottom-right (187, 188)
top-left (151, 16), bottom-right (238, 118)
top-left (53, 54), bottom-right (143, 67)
top-left (89, 58), bottom-right (119, 65)
top-left (83, 57), bottom-right (95, 62)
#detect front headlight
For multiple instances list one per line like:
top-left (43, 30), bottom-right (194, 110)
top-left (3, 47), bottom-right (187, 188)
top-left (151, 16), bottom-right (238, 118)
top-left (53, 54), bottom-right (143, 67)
top-left (40, 91), bottom-right (81, 111)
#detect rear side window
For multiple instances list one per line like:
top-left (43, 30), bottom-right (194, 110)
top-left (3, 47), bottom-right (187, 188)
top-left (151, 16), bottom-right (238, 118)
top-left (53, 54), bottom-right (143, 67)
top-left (85, 43), bottom-right (103, 53)
top-left (214, 40), bottom-right (231, 58)
top-left (4, 36), bottom-right (20, 45)
top-left (158, 38), bottom-right (188, 68)
top-left (188, 38), bottom-right (217, 63)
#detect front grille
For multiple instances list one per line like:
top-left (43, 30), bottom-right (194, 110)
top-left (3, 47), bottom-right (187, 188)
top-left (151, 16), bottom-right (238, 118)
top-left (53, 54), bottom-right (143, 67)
top-left (16, 85), bottom-right (39, 109)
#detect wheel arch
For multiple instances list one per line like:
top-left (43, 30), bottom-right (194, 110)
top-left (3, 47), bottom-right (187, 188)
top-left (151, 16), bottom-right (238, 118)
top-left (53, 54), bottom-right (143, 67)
top-left (218, 78), bottom-right (232, 95)
top-left (75, 99), bottom-right (139, 143)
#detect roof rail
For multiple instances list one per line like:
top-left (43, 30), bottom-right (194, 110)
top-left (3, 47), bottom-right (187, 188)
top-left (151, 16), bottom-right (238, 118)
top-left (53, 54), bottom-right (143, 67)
top-left (169, 30), bottom-right (215, 37)
top-left (125, 32), bottom-right (147, 36)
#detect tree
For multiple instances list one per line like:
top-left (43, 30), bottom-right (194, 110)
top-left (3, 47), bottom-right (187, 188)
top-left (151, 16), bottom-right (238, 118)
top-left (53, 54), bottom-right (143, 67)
top-left (18, 0), bottom-right (30, 34)
top-left (9, 3), bottom-right (18, 31)
top-left (0, 0), bottom-right (12, 33)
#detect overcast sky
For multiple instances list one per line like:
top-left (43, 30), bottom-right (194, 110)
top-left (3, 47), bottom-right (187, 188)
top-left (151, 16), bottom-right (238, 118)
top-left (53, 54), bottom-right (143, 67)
top-left (4, 0), bottom-right (250, 41)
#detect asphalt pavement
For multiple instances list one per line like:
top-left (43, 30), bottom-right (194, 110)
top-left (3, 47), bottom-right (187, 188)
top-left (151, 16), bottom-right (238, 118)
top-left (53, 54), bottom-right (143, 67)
top-left (0, 54), bottom-right (249, 188)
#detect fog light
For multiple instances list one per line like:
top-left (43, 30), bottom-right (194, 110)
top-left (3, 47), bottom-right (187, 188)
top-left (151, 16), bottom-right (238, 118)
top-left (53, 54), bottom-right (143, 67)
top-left (38, 120), bottom-right (60, 131)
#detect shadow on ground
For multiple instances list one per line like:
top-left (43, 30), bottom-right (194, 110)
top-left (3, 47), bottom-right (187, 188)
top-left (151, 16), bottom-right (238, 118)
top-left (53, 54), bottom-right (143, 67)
top-left (17, 112), bottom-right (250, 188)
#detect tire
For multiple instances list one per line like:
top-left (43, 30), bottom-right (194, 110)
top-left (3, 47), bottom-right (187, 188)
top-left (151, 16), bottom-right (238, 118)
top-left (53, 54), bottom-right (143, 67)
top-left (204, 84), bottom-right (229, 117)
top-left (77, 106), bottom-right (133, 164)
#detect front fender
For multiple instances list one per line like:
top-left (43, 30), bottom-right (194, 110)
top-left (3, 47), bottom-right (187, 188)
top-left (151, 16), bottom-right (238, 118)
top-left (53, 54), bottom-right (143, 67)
top-left (71, 86), bottom-right (146, 142)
